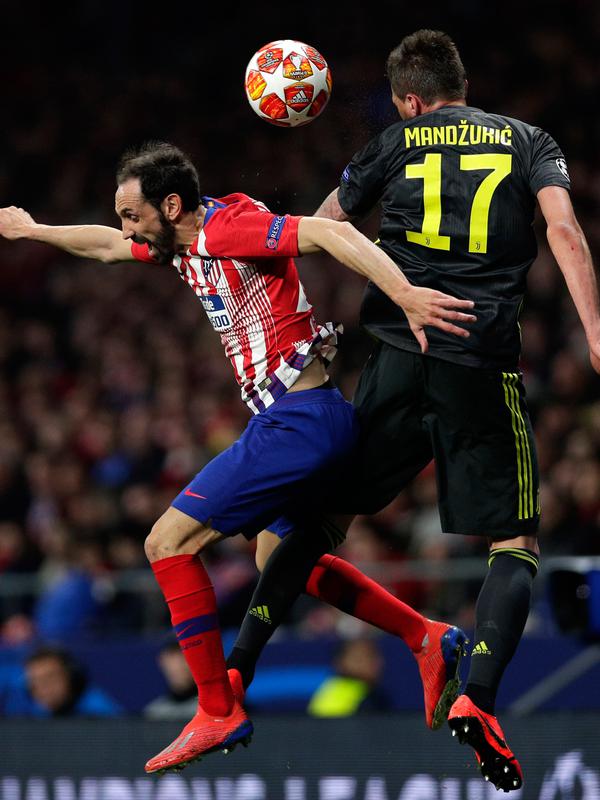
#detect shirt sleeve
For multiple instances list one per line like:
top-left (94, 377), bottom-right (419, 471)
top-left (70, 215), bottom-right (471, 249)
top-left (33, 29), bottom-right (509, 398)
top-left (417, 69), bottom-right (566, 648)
top-left (130, 242), bottom-right (157, 263)
top-left (337, 133), bottom-right (386, 218)
top-left (199, 205), bottom-right (301, 259)
top-left (529, 129), bottom-right (571, 195)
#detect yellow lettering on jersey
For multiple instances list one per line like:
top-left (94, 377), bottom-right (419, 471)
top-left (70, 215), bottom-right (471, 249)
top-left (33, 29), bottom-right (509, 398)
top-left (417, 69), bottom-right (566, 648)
top-left (404, 153), bottom-right (514, 254)
top-left (405, 153), bottom-right (451, 251)
top-left (420, 127), bottom-right (433, 146)
top-left (403, 123), bottom-right (513, 148)
top-left (433, 127), bottom-right (445, 145)
top-left (470, 124), bottom-right (482, 145)
top-left (460, 154), bottom-right (513, 253)
top-left (500, 126), bottom-right (513, 146)
top-left (405, 128), bottom-right (421, 148)
top-left (482, 127), bottom-right (496, 144)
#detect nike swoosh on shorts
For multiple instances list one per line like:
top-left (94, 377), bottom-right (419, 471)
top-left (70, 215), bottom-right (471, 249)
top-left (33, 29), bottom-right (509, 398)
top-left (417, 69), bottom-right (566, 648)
top-left (184, 489), bottom-right (207, 499)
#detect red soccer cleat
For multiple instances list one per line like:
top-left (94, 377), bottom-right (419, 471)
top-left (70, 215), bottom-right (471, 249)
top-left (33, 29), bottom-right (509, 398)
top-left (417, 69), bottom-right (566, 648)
top-left (415, 619), bottom-right (468, 730)
top-left (448, 694), bottom-right (523, 792)
top-left (145, 699), bottom-right (253, 775)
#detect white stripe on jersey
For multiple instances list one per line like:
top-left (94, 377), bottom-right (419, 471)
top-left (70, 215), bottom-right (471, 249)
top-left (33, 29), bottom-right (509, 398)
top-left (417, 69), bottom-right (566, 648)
top-left (194, 229), bottom-right (209, 257)
top-left (173, 250), bottom-right (338, 413)
top-left (231, 261), bottom-right (270, 386)
top-left (296, 281), bottom-right (311, 313)
top-left (210, 260), bottom-right (247, 387)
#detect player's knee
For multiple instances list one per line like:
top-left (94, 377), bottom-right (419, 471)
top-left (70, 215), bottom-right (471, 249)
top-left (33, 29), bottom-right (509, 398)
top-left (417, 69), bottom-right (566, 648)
top-left (488, 537), bottom-right (540, 578)
top-left (144, 521), bottom-right (167, 562)
top-left (145, 513), bottom-right (219, 563)
top-left (144, 513), bottom-right (181, 562)
top-left (489, 533), bottom-right (539, 556)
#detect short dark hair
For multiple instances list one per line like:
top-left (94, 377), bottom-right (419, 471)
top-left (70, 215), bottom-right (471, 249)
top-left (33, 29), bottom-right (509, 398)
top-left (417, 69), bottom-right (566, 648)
top-left (386, 30), bottom-right (466, 105)
top-left (116, 141), bottom-right (201, 212)
top-left (26, 646), bottom-right (87, 692)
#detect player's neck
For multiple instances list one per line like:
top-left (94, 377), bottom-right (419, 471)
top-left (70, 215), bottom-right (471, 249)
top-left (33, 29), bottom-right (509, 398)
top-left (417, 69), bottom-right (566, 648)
top-left (175, 205), bottom-right (207, 251)
top-left (423, 98), bottom-right (467, 114)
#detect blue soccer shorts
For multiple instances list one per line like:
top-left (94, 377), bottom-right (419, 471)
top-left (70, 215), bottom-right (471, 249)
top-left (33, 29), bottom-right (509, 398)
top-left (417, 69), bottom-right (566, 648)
top-left (171, 384), bottom-right (358, 540)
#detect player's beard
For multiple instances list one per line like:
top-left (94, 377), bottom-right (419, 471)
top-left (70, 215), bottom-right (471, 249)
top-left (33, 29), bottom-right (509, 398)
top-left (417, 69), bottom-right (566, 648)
top-left (149, 210), bottom-right (177, 265)
top-left (132, 210), bottom-right (177, 265)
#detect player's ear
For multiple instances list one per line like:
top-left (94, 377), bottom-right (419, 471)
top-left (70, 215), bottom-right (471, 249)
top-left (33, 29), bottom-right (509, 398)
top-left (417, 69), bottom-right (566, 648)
top-left (401, 93), bottom-right (421, 119)
top-left (409, 94), bottom-right (426, 117)
top-left (162, 193), bottom-right (183, 222)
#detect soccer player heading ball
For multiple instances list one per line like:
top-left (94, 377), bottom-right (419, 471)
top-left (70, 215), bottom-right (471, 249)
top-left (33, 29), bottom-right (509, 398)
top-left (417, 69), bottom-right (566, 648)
top-left (0, 142), bottom-right (475, 774)
top-left (224, 29), bottom-right (600, 794)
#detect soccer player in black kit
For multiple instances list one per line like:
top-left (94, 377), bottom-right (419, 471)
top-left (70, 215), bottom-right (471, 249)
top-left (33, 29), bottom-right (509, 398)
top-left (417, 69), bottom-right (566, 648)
top-left (226, 30), bottom-right (600, 792)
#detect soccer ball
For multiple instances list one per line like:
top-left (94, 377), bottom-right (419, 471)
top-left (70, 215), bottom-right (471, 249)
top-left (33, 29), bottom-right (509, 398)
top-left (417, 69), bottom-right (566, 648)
top-left (244, 40), bottom-right (332, 127)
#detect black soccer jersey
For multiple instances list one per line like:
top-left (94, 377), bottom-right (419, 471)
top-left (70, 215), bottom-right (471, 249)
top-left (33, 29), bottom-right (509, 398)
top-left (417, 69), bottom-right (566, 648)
top-left (338, 105), bottom-right (571, 368)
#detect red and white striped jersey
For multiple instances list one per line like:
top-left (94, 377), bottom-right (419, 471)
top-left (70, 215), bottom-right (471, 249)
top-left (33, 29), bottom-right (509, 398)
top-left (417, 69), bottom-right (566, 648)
top-left (131, 193), bottom-right (338, 414)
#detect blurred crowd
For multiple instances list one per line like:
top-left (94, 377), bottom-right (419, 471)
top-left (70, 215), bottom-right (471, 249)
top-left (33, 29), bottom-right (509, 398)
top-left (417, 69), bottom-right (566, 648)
top-left (1, 2), bottom-right (600, 652)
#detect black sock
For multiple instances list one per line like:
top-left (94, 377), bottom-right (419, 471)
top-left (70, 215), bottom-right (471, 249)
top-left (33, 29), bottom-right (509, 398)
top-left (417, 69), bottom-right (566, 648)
top-left (227, 520), bottom-right (342, 687)
top-left (465, 548), bottom-right (539, 715)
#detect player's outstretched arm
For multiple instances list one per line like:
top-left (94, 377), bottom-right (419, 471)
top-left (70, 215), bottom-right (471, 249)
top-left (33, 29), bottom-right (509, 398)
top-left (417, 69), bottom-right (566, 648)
top-left (297, 216), bottom-right (476, 352)
top-left (0, 207), bottom-right (135, 263)
top-left (538, 186), bottom-right (600, 372)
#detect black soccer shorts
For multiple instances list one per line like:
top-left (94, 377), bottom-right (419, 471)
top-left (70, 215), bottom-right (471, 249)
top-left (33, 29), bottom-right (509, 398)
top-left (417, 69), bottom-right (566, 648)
top-left (335, 341), bottom-right (540, 537)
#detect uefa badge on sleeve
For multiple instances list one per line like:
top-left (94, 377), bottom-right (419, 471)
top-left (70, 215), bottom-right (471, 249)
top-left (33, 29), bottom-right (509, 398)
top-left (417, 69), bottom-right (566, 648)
top-left (265, 215), bottom-right (286, 250)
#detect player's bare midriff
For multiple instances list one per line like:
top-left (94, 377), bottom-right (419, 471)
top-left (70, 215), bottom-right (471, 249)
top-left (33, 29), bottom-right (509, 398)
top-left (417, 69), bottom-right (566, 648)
top-left (287, 357), bottom-right (328, 392)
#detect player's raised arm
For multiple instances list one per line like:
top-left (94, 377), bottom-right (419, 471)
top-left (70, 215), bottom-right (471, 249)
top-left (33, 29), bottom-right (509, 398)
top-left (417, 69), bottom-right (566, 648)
top-left (314, 188), bottom-right (352, 221)
top-left (297, 216), bottom-right (476, 352)
top-left (537, 186), bottom-right (600, 371)
top-left (0, 206), bottom-right (135, 264)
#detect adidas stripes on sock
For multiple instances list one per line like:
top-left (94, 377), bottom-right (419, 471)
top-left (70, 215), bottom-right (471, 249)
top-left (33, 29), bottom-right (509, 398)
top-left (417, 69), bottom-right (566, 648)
top-left (227, 524), bottom-right (334, 687)
top-left (466, 547), bottom-right (539, 715)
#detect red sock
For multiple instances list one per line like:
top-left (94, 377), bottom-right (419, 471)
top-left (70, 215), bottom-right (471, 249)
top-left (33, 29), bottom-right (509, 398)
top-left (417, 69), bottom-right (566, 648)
top-left (305, 554), bottom-right (427, 652)
top-left (151, 554), bottom-right (234, 716)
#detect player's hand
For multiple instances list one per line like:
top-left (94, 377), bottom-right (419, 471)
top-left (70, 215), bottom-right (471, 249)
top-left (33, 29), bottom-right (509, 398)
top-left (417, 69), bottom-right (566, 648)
top-left (0, 206), bottom-right (37, 240)
top-left (401, 286), bottom-right (476, 353)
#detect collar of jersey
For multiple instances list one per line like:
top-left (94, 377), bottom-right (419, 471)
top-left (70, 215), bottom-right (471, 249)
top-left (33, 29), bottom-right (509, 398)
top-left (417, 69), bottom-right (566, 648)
top-left (427, 104), bottom-right (483, 116)
top-left (201, 196), bottom-right (227, 226)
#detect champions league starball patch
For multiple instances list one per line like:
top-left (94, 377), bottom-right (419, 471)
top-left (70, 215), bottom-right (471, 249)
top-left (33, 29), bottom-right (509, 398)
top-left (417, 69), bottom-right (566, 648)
top-left (265, 215), bottom-right (286, 250)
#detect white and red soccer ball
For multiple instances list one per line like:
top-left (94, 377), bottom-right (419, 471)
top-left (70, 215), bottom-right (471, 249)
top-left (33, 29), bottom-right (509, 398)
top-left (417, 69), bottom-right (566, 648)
top-left (244, 39), bottom-right (332, 127)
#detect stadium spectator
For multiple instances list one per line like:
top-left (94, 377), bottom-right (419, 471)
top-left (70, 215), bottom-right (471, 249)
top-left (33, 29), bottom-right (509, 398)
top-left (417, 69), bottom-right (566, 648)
top-left (1, 645), bottom-right (122, 717)
top-left (144, 639), bottom-right (198, 720)
top-left (307, 638), bottom-right (391, 717)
